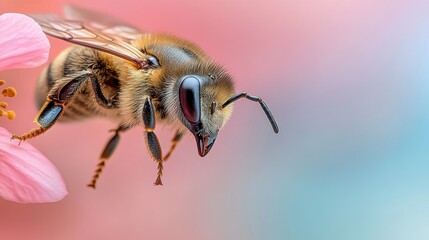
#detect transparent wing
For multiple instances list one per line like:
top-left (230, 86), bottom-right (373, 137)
top-left (30, 14), bottom-right (148, 69)
top-left (63, 4), bottom-right (142, 42)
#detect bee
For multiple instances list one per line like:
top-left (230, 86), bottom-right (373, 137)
top-left (12, 5), bottom-right (279, 188)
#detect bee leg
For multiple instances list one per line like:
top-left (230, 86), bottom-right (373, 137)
top-left (88, 74), bottom-right (118, 109)
top-left (142, 96), bottom-right (164, 185)
top-left (87, 125), bottom-right (129, 189)
top-left (163, 130), bottom-right (184, 162)
top-left (11, 99), bottom-right (63, 142)
top-left (12, 73), bottom-right (91, 142)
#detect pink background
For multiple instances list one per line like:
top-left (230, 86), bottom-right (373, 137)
top-left (1, 0), bottom-right (429, 239)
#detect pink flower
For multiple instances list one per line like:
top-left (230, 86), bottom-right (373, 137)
top-left (0, 13), bottom-right (67, 203)
top-left (0, 128), bottom-right (67, 203)
top-left (0, 13), bottom-right (50, 71)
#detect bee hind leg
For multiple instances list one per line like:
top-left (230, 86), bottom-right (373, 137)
top-left (12, 72), bottom-right (93, 142)
top-left (87, 125), bottom-right (129, 189)
top-left (12, 99), bottom-right (64, 142)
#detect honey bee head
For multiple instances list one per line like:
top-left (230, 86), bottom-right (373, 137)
top-left (167, 64), bottom-right (235, 157)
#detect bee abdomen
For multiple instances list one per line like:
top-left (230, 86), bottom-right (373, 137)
top-left (35, 66), bottom-right (51, 109)
top-left (35, 47), bottom-right (108, 122)
top-left (35, 48), bottom-right (73, 109)
top-left (60, 99), bottom-right (94, 121)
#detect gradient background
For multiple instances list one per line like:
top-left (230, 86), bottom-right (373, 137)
top-left (1, 0), bottom-right (429, 239)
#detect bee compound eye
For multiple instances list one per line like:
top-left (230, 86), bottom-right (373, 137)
top-left (179, 76), bottom-right (201, 124)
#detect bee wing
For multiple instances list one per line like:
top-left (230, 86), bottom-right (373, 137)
top-left (63, 4), bottom-right (142, 42)
top-left (30, 14), bottom-right (149, 69)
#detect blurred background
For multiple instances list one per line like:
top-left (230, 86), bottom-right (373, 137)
top-left (1, 0), bottom-right (429, 239)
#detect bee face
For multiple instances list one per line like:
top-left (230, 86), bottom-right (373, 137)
top-left (177, 74), bottom-right (234, 156)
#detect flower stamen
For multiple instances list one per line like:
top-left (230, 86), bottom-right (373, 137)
top-left (0, 80), bottom-right (17, 120)
top-left (2, 87), bottom-right (17, 97)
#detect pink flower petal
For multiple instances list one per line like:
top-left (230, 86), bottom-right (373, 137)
top-left (0, 128), bottom-right (67, 203)
top-left (0, 13), bottom-right (50, 71)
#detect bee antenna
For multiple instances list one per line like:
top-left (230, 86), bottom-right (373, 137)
top-left (221, 92), bottom-right (279, 133)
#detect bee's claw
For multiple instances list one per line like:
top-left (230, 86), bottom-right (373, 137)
top-left (11, 134), bottom-right (23, 145)
top-left (154, 162), bottom-right (164, 186)
top-left (154, 175), bottom-right (163, 186)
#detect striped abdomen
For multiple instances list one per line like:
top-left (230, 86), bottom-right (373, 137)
top-left (35, 46), bottom-right (122, 122)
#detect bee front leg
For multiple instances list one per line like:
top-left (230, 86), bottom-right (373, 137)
top-left (87, 125), bottom-right (129, 189)
top-left (163, 130), bottom-right (184, 162)
top-left (12, 73), bottom-right (91, 142)
top-left (142, 96), bottom-right (164, 185)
